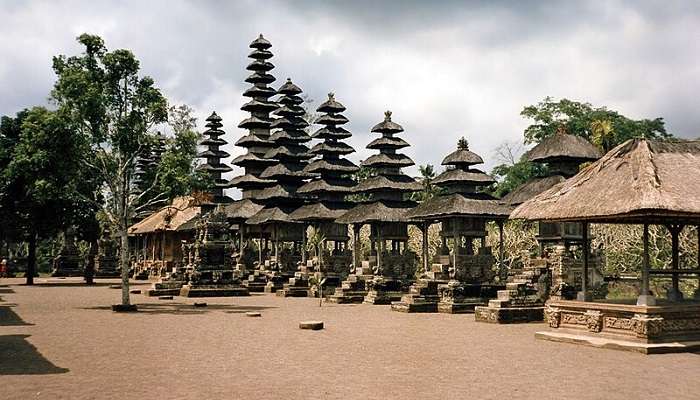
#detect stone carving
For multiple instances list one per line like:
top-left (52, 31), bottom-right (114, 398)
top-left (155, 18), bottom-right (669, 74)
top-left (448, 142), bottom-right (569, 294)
top-left (585, 310), bottom-right (603, 332)
top-left (545, 307), bottom-right (561, 328)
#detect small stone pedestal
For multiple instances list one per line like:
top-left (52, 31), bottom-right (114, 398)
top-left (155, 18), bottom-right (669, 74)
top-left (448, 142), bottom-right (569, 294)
top-left (244, 270), bottom-right (268, 292)
top-left (438, 282), bottom-right (488, 314)
top-left (277, 273), bottom-right (311, 297)
top-left (94, 230), bottom-right (120, 278)
top-left (327, 272), bottom-right (371, 304)
top-left (475, 263), bottom-right (549, 323)
top-left (51, 229), bottom-right (83, 277)
top-left (392, 264), bottom-right (449, 313)
top-left (364, 277), bottom-right (406, 305)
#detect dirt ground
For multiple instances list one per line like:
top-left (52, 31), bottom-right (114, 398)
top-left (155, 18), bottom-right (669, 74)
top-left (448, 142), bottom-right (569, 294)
top-left (1, 277), bottom-right (699, 400)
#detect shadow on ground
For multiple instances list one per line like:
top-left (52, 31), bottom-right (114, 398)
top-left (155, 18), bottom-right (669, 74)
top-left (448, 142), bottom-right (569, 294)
top-left (81, 303), bottom-right (276, 315)
top-left (0, 305), bottom-right (33, 326)
top-left (0, 335), bottom-right (69, 375)
top-left (0, 288), bottom-right (15, 294)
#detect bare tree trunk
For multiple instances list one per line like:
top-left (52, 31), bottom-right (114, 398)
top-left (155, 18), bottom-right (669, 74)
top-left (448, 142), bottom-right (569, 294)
top-left (119, 228), bottom-right (130, 305)
top-left (26, 231), bottom-right (36, 285)
top-left (85, 237), bottom-right (97, 285)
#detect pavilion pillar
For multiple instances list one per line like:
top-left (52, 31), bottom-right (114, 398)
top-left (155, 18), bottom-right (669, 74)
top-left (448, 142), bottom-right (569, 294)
top-left (301, 225), bottom-right (307, 265)
top-left (452, 220), bottom-right (459, 270)
top-left (258, 230), bottom-right (263, 266)
top-left (273, 224), bottom-right (279, 265)
top-left (376, 225), bottom-right (383, 273)
top-left (239, 226), bottom-right (244, 255)
top-left (421, 222), bottom-right (429, 273)
top-left (666, 224), bottom-right (684, 302)
top-left (497, 220), bottom-right (506, 280)
top-left (695, 225), bottom-right (700, 299)
top-left (576, 222), bottom-right (592, 302)
top-left (637, 223), bottom-right (656, 306)
top-left (352, 224), bottom-right (361, 271)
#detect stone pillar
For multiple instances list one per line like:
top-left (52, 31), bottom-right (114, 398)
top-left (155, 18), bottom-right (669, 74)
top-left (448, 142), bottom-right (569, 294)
top-left (301, 225), bottom-right (307, 265)
top-left (577, 222), bottom-right (592, 302)
top-left (422, 222), bottom-right (429, 272)
top-left (352, 224), bottom-right (360, 269)
top-left (376, 225), bottom-right (383, 273)
top-left (452, 220), bottom-right (459, 269)
top-left (497, 220), bottom-right (505, 280)
top-left (637, 223), bottom-right (656, 306)
top-left (667, 224), bottom-right (684, 302)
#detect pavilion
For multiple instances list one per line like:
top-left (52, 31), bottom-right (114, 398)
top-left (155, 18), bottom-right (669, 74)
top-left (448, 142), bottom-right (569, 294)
top-left (511, 138), bottom-right (700, 353)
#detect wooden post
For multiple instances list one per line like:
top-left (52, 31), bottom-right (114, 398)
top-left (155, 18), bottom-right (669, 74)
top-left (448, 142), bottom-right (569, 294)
top-left (274, 224), bottom-right (279, 265)
top-left (498, 220), bottom-right (505, 280)
top-left (637, 223), bottom-right (656, 306)
top-left (258, 230), bottom-right (263, 267)
top-left (301, 225), bottom-right (307, 265)
top-left (376, 225), bottom-right (383, 274)
top-left (422, 222), bottom-right (429, 272)
top-left (352, 224), bottom-right (360, 271)
top-left (667, 224), bottom-right (684, 301)
top-left (452, 219), bottom-right (459, 270)
top-left (577, 222), bottom-right (591, 302)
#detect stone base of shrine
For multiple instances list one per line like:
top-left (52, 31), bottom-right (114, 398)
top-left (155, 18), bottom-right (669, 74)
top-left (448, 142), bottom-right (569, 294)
top-left (327, 274), bottom-right (371, 304)
top-left (474, 305), bottom-right (544, 323)
top-left (145, 280), bottom-right (186, 297)
top-left (537, 300), bottom-right (700, 354)
top-left (94, 270), bottom-right (121, 278)
top-left (277, 286), bottom-right (310, 297)
top-left (439, 298), bottom-right (487, 314)
top-left (179, 284), bottom-right (250, 297)
top-left (364, 290), bottom-right (404, 305)
top-left (391, 300), bottom-right (437, 313)
top-left (51, 268), bottom-right (83, 277)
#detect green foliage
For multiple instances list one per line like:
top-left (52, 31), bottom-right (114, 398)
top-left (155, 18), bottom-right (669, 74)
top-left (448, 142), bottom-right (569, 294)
top-left (490, 158), bottom-right (548, 198)
top-left (410, 164), bottom-right (442, 202)
top-left (521, 96), bottom-right (670, 148)
top-left (346, 165), bottom-right (375, 202)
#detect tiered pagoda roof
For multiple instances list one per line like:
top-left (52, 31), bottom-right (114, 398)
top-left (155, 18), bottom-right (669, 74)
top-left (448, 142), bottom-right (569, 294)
top-left (407, 138), bottom-right (510, 221)
top-left (290, 93), bottom-right (359, 221)
top-left (336, 111), bottom-right (421, 224)
top-left (245, 79), bottom-right (311, 225)
top-left (502, 129), bottom-right (602, 206)
top-left (196, 112), bottom-right (233, 204)
top-left (229, 34), bottom-right (277, 200)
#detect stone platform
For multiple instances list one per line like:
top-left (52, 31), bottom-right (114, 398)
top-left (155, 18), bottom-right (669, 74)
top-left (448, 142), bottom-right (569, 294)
top-left (179, 284), bottom-right (250, 297)
top-left (144, 280), bottom-right (185, 297)
top-left (327, 272), bottom-right (371, 304)
top-left (538, 300), bottom-right (700, 354)
top-left (391, 279), bottom-right (444, 313)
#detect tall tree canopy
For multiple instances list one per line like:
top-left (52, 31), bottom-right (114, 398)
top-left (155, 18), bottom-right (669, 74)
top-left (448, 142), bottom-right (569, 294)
top-left (491, 97), bottom-right (672, 197)
top-left (51, 34), bottom-right (204, 306)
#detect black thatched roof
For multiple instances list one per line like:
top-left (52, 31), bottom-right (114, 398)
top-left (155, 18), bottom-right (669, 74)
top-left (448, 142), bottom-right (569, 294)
top-left (366, 136), bottom-right (410, 150)
top-left (304, 158), bottom-right (359, 174)
top-left (432, 168), bottom-right (495, 186)
top-left (526, 131), bottom-right (602, 163)
top-left (500, 175), bottom-right (565, 206)
top-left (442, 148), bottom-right (484, 166)
top-left (260, 163), bottom-right (313, 180)
top-left (361, 153), bottom-right (415, 169)
top-left (371, 111), bottom-right (404, 134)
top-left (289, 201), bottom-right (353, 221)
top-left (235, 133), bottom-right (272, 147)
top-left (354, 174), bottom-right (422, 193)
top-left (512, 139), bottom-right (700, 224)
top-left (232, 152), bottom-right (276, 167)
top-left (310, 141), bottom-right (355, 155)
top-left (317, 93), bottom-right (346, 113)
top-left (297, 178), bottom-right (355, 195)
top-left (229, 173), bottom-right (274, 188)
top-left (336, 200), bottom-right (417, 224)
top-left (250, 34), bottom-right (272, 50)
top-left (246, 206), bottom-right (300, 225)
top-left (407, 193), bottom-right (512, 221)
top-left (223, 199), bottom-right (265, 221)
top-left (312, 126), bottom-right (352, 140)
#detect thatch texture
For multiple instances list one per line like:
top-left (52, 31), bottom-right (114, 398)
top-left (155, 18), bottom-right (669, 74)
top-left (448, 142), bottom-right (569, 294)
top-left (526, 132), bottom-right (602, 163)
top-left (500, 175), bottom-right (565, 206)
top-left (335, 200), bottom-right (417, 224)
top-left (511, 139), bottom-right (700, 223)
top-left (432, 168), bottom-right (496, 186)
top-left (289, 201), bottom-right (352, 221)
top-left (361, 153), bottom-right (414, 168)
top-left (129, 196), bottom-right (201, 234)
top-left (296, 178), bottom-right (355, 194)
top-left (246, 206), bottom-right (300, 225)
top-left (354, 174), bottom-right (422, 193)
top-left (223, 199), bottom-right (265, 220)
top-left (442, 148), bottom-right (484, 166)
top-left (407, 193), bottom-right (512, 220)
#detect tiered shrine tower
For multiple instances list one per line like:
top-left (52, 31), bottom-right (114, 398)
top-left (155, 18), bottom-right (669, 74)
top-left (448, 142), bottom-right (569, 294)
top-left (334, 111), bottom-right (421, 305)
top-left (290, 93), bottom-right (359, 294)
top-left (197, 112), bottom-right (233, 206)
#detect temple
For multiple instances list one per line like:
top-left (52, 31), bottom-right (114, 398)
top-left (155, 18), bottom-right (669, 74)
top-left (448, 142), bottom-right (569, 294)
top-left (290, 93), bottom-right (359, 296)
top-left (395, 138), bottom-right (510, 313)
top-left (512, 139), bottom-right (700, 353)
top-left (333, 111), bottom-right (421, 304)
top-left (475, 129), bottom-right (604, 323)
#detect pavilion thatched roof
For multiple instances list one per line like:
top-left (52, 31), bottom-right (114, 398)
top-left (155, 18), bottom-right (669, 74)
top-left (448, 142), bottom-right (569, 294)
top-left (511, 139), bottom-right (700, 223)
top-left (222, 199), bottom-right (265, 221)
top-left (525, 131), bottom-right (602, 163)
top-left (129, 196), bottom-right (201, 234)
top-left (407, 193), bottom-right (512, 221)
top-left (335, 200), bottom-right (417, 224)
top-left (500, 175), bottom-right (565, 206)
top-left (289, 201), bottom-right (353, 221)
top-left (432, 168), bottom-right (496, 186)
top-left (246, 206), bottom-right (300, 225)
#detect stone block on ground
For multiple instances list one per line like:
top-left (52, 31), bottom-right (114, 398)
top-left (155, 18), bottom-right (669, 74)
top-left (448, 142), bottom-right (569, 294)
top-left (245, 312), bottom-right (262, 317)
top-left (299, 320), bottom-right (324, 330)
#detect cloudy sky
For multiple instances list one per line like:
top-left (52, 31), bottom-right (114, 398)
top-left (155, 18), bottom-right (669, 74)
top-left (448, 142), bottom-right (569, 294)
top-left (1, 0), bottom-right (699, 193)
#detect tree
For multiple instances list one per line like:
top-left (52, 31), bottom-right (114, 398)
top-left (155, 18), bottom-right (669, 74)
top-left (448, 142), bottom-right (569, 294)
top-left (0, 107), bottom-right (93, 284)
top-left (51, 34), bottom-right (172, 308)
top-left (492, 97), bottom-right (672, 197)
top-left (411, 164), bottom-right (440, 202)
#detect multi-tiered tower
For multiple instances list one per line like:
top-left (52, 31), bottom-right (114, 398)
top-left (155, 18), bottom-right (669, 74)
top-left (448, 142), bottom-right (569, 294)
top-left (290, 93), bottom-right (359, 293)
top-left (334, 111), bottom-right (421, 305)
top-left (245, 79), bottom-right (311, 292)
top-left (197, 112), bottom-right (233, 206)
top-left (398, 137), bottom-right (511, 313)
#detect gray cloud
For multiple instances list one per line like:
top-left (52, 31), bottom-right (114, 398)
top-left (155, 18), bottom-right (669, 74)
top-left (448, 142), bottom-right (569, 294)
top-left (1, 0), bottom-right (698, 199)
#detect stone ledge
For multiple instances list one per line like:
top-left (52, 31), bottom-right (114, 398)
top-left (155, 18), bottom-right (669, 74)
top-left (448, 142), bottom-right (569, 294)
top-left (535, 330), bottom-right (700, 354)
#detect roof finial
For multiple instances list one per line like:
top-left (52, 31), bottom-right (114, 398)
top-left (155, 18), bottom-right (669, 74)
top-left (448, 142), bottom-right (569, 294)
top-left (556, 124), bottom-right (567, 136)
top-left (259, 33), bottom-right (264, 38)
top-left (286, 77), bottom-right (292, 83)
top-left (384, 110), bottom-right (392, 121)
top-left (457, 136), bottom-right (469, 150)
top-left (328, 92), bottom-right (335, 100)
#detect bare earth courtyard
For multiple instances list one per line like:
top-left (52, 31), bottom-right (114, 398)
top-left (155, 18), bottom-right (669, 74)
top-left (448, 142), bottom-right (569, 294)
top-left (1, 278), bottom-right (699, 400)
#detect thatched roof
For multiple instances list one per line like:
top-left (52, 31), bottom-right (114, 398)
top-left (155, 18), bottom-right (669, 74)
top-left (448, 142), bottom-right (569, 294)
top-left (336, 200), bottom-right (417, 224)
top-left (229, 173), bottom-right (274, 188)
top-left (432, 168), bottom-right (495, 186)
top-left (511, 139), bottom-right (700, 223)
top-left (250, 34), bottom-right (272, 50)
top-left (526, 131), bottom-right (602, 163)
top-left (317, 93), bottom-right (346, 113)
top-left (354, 174), bottom-right (422, 193)
top-left (366, 136), bottom-right (410, 150)
top-left (260, 163), bottom-right (313, 180)
top-left (289, 201), bottom-right (353, 221)
top-left (305, 158), bottom-right (359, 174)
top-left (255, 184), bottom-right (297, 201)
top-left (371, 111), bottom-right (403, 134)
top-left (235, 133), bottom-right (271, 147)
top-left (361, 153), bottom-right (415, 168)
top-left (407, 193), bottom-right (512, 221)
top-left (310, 141), bottom-right (355, 155)
top-left (129, 196), bottom-right (201, 234)
top-left (500, 175), bottom-right (565, 206)
top-left (442, 148), bottom-right (483, 166)
top-left (222, 199), bottom-right (265, 221)
top-left (246, 206), bottom-right (300, 225)
top-left (297, 178), bottom-right (355, 194)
